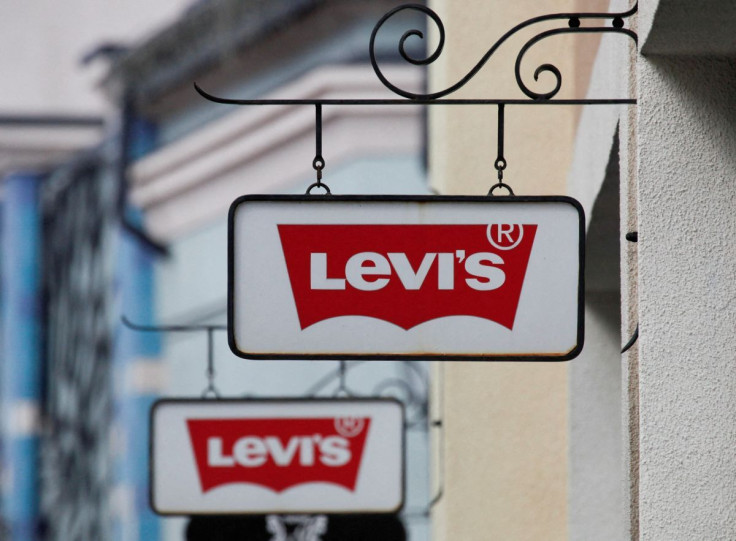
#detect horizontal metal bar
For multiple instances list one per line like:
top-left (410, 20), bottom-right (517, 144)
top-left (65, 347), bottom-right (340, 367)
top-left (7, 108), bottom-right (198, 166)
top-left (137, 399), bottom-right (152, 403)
top-left (121, 315), bottom-right (227, 333)
top-left (206, 99), bottom-right (635, 105)
top-left (194, 86), bottom-right (635, 106)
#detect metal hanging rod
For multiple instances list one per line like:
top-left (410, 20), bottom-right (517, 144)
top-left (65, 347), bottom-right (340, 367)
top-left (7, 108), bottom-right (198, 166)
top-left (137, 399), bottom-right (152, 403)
top-left (121, 315), bottom-right (226, 333)
top-left (194, 86), bottom-right (635, 106)
top-left (195, 3), bottom-right (638, 107)
top-left (121, 316), bottom-right (226, 397)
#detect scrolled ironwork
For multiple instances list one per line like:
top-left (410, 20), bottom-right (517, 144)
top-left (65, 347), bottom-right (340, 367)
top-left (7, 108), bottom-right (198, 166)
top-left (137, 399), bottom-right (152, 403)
top-left (369, 3), bottom-right (638, 101)
top-left (369, 3), bottom-right (444, 99)
top-left (303, 359), bottom-right (429, 429)
top-left (514, 26), bottom-right (638, 100)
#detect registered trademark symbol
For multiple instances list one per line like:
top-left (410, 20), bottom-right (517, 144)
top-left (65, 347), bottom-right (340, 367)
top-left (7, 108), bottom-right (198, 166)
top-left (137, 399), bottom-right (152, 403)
top-left (334, 417), bottom-right (365, 438)
top-left (487, 223), bottom-right (524, 250)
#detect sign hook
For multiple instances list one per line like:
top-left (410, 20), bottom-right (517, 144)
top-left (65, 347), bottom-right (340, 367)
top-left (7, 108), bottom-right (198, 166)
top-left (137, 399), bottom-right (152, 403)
top-left (488, 104), bottom-right (515, 196)
top-left (202, 327), bottom-right (221, 399)
top-left (306, 104), bottom-right (331, 195)
top-left (335, 360), bottom-right (352, 397)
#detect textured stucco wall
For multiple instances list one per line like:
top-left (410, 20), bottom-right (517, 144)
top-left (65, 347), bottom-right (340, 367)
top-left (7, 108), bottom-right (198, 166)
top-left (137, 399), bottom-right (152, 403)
top-left (615, 2), bottom-right (640, 537)
top-left (640, 0), bottom-right (736, 56)
top-left (618, 20), bottom-right (639, 541)
top-left (637, 52), bottom-right (736, 539)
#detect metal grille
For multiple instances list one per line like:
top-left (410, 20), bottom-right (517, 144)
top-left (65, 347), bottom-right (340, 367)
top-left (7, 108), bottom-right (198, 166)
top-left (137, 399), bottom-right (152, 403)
top-left (39, 150), bottom-right (119, 541)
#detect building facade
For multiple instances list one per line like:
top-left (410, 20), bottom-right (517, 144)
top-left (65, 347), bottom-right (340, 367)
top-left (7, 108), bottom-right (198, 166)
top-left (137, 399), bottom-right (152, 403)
top-left (1, 1), bottom-right (734, 540)
top-left (429, 0), bottom-right (736, 540)
top-left (1, 1), bottom-right (432, 540)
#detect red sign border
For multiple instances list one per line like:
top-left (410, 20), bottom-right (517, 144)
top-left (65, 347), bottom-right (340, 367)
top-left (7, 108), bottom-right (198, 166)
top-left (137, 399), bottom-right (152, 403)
top-left (149, 397), bottom-right (406, 516)
top-left (228, 194), bottom-right (585, 362)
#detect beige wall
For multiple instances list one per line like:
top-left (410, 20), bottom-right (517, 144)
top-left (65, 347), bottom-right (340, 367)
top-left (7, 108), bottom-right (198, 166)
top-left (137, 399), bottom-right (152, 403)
top-left (428, 1), bottom-right (598, 539)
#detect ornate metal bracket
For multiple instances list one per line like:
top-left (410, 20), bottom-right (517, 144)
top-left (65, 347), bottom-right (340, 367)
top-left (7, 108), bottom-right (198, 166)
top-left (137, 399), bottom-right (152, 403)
top-left (195, 3), bottom-right (637, 106)
top-left (369, 2), bottom-right (638, 102)
top-left (194, 3), bottom-right (637, 194)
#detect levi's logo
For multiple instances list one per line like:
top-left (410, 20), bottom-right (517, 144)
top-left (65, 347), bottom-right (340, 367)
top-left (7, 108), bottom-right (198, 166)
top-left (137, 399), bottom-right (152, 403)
top-left (187, 417), bottom-right (370, 493)
top-left (278, 224), bottom-right (537, 330)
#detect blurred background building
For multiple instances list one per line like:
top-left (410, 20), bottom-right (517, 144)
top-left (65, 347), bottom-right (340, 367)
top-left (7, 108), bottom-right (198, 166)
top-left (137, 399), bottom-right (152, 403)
top-left (2, 0), bottom-right (736, 541)
top-left (0, 1), bottom-right (430, 540)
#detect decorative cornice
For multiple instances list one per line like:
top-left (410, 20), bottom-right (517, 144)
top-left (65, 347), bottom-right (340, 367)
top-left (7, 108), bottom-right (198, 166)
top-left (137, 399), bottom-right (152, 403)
top-left (130, 65), bottom-right (423, 240)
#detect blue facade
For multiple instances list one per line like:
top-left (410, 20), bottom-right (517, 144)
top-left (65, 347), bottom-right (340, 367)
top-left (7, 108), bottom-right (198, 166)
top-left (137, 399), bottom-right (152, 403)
top-left (113, 221), bottom-right (161, 541)
top-left (1, 173), bottom-right (43, 541)
top-left (0, 130), bottom-right (164, 541)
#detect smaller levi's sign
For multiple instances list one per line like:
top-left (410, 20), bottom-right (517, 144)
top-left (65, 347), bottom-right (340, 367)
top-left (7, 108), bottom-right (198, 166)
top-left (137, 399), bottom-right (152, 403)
top-left (229, 195), bottom-right (584, 361)
top-left (150, 399), bottom-right (404, 515)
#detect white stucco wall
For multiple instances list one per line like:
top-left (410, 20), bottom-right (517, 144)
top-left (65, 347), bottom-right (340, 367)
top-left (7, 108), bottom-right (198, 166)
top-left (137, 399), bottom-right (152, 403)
top-left (639, 0), bottom-right (736, 56)
top-left (637, 37), bottom-right (736, 541)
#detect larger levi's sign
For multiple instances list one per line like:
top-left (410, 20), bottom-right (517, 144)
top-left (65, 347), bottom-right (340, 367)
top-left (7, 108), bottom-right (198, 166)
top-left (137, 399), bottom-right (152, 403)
top-left (150, 399), bottom-right (404, 514)
top-left (229, 195), bottom-right (584, 360)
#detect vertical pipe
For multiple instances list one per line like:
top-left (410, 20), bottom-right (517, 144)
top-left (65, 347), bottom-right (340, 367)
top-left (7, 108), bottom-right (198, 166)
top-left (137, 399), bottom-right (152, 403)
top-left (112, 107), bottom-right (161, 541)
top-left (115, 215), bottom-right (161, 541)
top-left (1, 172), bottom-right (42, 541)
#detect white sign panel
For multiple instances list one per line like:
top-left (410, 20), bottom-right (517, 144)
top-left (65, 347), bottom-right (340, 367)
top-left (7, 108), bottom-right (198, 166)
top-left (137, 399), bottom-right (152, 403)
top-left (150, 399), bottom-right (404, 515)
top-left (229, 195), bottom-right (584, 361)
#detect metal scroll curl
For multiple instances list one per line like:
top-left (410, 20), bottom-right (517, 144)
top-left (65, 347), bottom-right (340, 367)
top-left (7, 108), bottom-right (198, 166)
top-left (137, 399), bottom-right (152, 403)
top-left (514, 26), bottom-right (638, 100)
top-left (369, 3), bottom-right (638, 101)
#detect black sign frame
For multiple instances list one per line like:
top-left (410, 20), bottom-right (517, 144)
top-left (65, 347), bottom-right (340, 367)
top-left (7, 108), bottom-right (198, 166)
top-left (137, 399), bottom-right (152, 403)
top-left (228, 194), bottom-right (585, 362)
top-left (149, 397), bottom-right (407, 516)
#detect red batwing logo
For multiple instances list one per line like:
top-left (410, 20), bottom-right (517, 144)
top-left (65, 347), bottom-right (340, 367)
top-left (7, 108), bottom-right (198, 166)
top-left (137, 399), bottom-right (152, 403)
top-left (277, 224), bottom-right (537, 330)
top-left (187, 417), bottom-right (370, 493)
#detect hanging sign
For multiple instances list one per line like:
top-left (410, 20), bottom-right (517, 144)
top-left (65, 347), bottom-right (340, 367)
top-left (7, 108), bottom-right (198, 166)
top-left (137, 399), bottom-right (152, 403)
top-left (150, 398), bottom-right (405, 515)
top-left (229, 195), bottom-right (584, 361)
